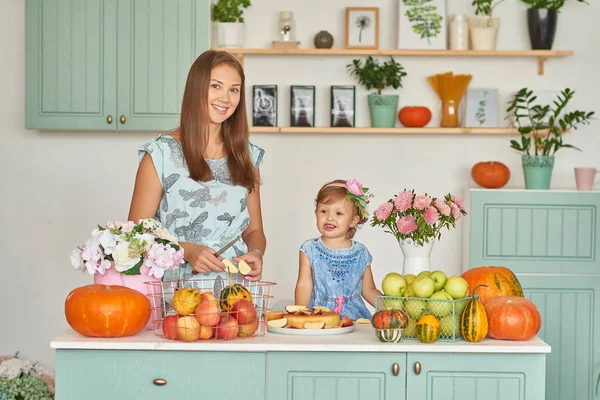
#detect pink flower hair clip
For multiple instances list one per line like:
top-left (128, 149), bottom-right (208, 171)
top-left (328, 178), bottom-right (374, 218)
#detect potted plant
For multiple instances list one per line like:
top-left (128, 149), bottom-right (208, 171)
top-left (507, 88), bottom-right (595, 190)
top-left (212, 0), bottom-right (251, 48)
top-left (346, 56), bottom-right (407, 128)
top-left (469, 0), bottom-right (505, 50)
top-left (521, 0), bottom-right (588, 49)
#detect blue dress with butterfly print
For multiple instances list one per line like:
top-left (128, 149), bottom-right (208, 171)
top-left (300, 237), bottom-right (373, 320)
top-left (139, 134), bottom-right (264, 293)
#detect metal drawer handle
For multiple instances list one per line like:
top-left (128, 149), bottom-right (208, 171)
top-left (107, 115), bottom-right (113, 124)
top-left (120, 115), bottom-right (126, 124)
top-left (392, 363), bottom-right (399, 376)
top-left (153, 378), bottom-right (167, 386)
top-left (414, 362), bottom-right (421, 375)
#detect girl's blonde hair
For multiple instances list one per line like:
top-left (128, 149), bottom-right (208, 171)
top-left (315, 179), bottom-right (368, 239)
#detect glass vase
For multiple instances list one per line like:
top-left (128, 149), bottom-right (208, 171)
top-left (440, 99), bottom-right (459, 127)
top-left (399, 239), bottom-right (434, 276)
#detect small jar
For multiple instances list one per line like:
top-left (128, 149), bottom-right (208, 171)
top-left (450, 14), bottom-right (469, 50)
top-left (279, 11), bottom-right (295, 42)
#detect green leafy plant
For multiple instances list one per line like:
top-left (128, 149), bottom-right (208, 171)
top-left (404, 0), bottom-right (443, 44)
top-left (212, 0), bottom-right (251, 23)
top-left (521, 0), bottom-right (587, 10)
top-left (346, 56), bottom-right (407, 95)
top-left (472, 0), bottom-right (506, 16)
top-left (506, 88), bottom-right (595, 156)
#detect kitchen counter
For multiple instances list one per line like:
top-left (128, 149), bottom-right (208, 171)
top-left (51, 324), bottom-right (551, 353)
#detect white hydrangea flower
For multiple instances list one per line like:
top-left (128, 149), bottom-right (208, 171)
top-left (98, 229), bottom-right (117, 255)
top-left (113, 242), bottom-right (141, 272)
top-left (70, 249), bottom-right (83, 270)
top-left (156, 227), bottom-right (177, 243)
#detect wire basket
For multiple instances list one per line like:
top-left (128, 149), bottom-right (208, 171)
top-left (376, 295), bottom-right (469, 342)
top-left (145, 277), bottom-right (275, 341)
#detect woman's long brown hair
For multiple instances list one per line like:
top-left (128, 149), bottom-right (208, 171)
top-left (179, 50), bottom-right (256, 191)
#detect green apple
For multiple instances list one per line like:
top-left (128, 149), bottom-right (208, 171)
top-left (403, 319), bottom-right (418, 338)
top-left (383, 297), bottom-right (405, 311)
top-left (427, 291), bottom-right (453, 318)
top-left (411, 276), bottom-right (436, 298)
top-left (443, 276), bottom-right (469, 299)
top-left (403, 274), bottom-right (417, 286)
top-left (439, 314), bottom-right (461, 338)
top-left (453, 297), bottom-right (468, 316)
top-left (429, 270), bottom-right (448, 292)
top-left (417, 270), bottom-right (431, 278)
top-left (405, 284), bottom-right (416, 298)
top-left (404, 299), bottom-right (427, 320)
top-left (382, 272), bottom-right (407, 297)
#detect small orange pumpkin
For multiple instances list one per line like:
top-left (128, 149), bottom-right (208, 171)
top-left (65, 284), bottom-right (151, 337)
top-left (485, 296), bottom-right (541, 341)
top-left (461, 266), bottom-right (524, 304)
top-left (398, 106), bottom-right (432, 127)
top-left (471, 161), bottom-right (511, 189)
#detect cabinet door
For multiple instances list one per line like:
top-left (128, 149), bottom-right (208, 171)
top-left (520, 275), bottom-right (600, 400)
top-left (55, 350), bottom-right (265, 400)
top-left (406, 353), bottom-right (546, 400)
top-left (116, 0), bottom-right (210, 131)
top-left (267, 352), bottom-right (406, 400)
top-left (26, 0), bottom-right (118, 130)
top-left (467, 190), bottom-right (600, 275)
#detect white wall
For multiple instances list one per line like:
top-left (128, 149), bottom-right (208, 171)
top-left (1, 0), bottom-right (599, 369)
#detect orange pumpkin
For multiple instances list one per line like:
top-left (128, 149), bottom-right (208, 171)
top-left (484, 296), bottom-right (541, 341)
top-left (471, 161), bottom-right (510, 189)
top-left (65, 284), bottom-right (151, 337)
top-left (461, 266), bottom-right (524, 304)
top-left (398, 106), bottom-right (432, 127)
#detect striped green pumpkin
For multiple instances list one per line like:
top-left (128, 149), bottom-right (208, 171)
top-left (461, 284), bottom-right (489, 342)
top-left (415, 314), bottom-right (440, 343)
top-left (220, 284), bottom-right (253, 312)
top-left (375, 329), bottom-right (403, 343)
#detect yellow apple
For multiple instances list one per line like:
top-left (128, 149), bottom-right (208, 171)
top-left (177, 315), bottom-right (200, 341)
top-left (403, 274), bottom-right (417, 285)
top-left (382, 272), bottom-right (407, 297)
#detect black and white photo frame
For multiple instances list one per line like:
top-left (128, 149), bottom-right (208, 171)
top-left (345, 7), bottom-right (379, 49)
top-left (331, 86), bottom-right (356, 127)
top-left (252, 85), bottom-right (278, 127)
top-left (291, 85), bottom-right (315, 127)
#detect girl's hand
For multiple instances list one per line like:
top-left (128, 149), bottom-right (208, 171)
top-left (233, 252), bottom-right (262, 281)
top-left (185, 244), bottom-right (224, 275)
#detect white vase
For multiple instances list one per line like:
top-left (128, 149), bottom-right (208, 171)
top-left (216, 22), bottom-right (245, 48)
top-left (468, 17), bottom-right (500, 50)
top-left (399, 239), bottom-right (434, 276)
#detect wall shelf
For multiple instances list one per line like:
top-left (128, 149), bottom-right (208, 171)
top-left (249, 127), bottom-right (527, 135)
top-left (215, 48), bottom-right (574, 75)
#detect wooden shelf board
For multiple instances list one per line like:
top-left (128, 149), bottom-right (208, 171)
top-left (215, 48), bottom-right (573, 57)
top-left (249, 127), bottom-right (525, 135)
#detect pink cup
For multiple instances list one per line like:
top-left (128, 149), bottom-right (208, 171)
top-left (574, 167), bottom-right (600, 191)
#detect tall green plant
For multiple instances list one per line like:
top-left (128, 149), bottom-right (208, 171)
top-left (472, 0), bottom-right (506, 16)
top-left (212, 0), bottom-right (251, 23)
top-left (346, 56), bottom-right (407, 95)
top-left (506, 88), bottom-right (595, 156)
top-left (521, 0), bottom-right (587, 9)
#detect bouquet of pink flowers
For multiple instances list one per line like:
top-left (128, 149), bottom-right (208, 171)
top-left (371, 190), bottom-right (467, 245)
top-left (70, 219), bottom-right (185, 278)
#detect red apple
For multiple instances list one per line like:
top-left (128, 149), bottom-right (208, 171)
top-left (194, 292), bottom-right (221, 327)
top-left (238, 318), bottom-right (259, 337)
top-left (340, 316), bottom-right (353, 328)
top-left (230, 298), bottom-right (257, 325)
top-left (215, 314), bottom-right (239, 340)
top-left (198, 324), bottom-right (214, 340)
top-left (162, 315), bottom-right (179, 340)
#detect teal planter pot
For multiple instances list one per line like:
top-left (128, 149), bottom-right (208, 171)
top-left (368, 94), bottom-right (399, 128)
top-left (522, 155), bottom-right (555, 190)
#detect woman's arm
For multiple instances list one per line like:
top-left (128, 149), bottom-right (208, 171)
top-left (235, 168), bottom-right (266, 281)
top-left (294, 252), bottom-right (313, 307)
top-left (361, 266), bottom-right (383, 308)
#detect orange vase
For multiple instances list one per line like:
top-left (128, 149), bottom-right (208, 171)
top-left (440, 99), bottom-right (460, 127)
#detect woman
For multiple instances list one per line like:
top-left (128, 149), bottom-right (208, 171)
top-left (128, 50), bottom-right (266, 283)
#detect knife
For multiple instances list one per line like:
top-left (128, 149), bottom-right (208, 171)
top-left (213, 234), bottom-right (243, 257)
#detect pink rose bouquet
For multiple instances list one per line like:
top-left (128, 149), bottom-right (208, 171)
top-left (70, 218), bottom-right (185, 278)
top-left (371, 190), bottom-right (467, 245)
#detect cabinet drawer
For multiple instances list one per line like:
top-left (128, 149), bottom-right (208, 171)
top-left (267, 352), bottom-right (406, 400)
top-left (467, 190), bottom-right (600, 274)
top-left (55, 350), bottom-right (265, 400)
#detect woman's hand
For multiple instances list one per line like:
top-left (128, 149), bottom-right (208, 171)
top-left (182, 243), bottom-right (224, 275)
top-left (233, 252), bottom-right (262, 281)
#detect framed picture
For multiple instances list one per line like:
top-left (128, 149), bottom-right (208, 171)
top-left (252, 85), bottom-right (278, 127)
top-left (345, 7), bottom-right (379, 49)
top-left (397, 0), bottom-right (447, 50)
top-left (464, 88), bottom-right (498, 128)
top-left (331, 86), bottom-right (356, 127)
top-left (291, 85), bottom-right (315, 127)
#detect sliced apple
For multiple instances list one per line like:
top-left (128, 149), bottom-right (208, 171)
top-left (354, 318), bottom-right (371, 325)
top-left (304, 321), bottom-right (325, 329)
top-left (340, 316), bottom-right (353, 327)
top-left (313, 309), bottom-right (323, 315)
top-left (222, 259), bottom-right (238, 274)
top-left (267, 318), bottom-right (288, 328)
top-left (238, 260), bottom-right (252, 275)
top-left (285, 305), bottom-right (308, 313)
top-left (313, 306), bottom-right (331, 312)
top-left (266, 310), bottom-right (284, 321)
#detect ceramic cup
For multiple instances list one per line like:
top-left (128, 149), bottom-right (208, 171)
top-left (574, 167), bottom-right (600, 191)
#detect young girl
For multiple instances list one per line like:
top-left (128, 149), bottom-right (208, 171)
top-left (294, 179), bottom-right (383, 320)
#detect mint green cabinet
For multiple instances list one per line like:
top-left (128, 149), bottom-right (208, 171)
top-left (55, 350), bottom-right (265, 400)
top-left (267, 352), bottom-right (407, 400)
top-left (26, 0), bottom-right (209, 131)
top-left (406, 353), bottom-right (546, 400)
top-left (466, 189), bottom-right (600, 400)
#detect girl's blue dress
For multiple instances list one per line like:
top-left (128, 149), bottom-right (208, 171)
top-left (300, 237), bottom-right (373, 320)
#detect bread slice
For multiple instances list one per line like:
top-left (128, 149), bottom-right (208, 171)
top-left (285, 311), bottom-right (340, 329)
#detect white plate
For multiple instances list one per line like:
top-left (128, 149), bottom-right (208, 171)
top-left (267, 324), bottom-right (355, 336)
